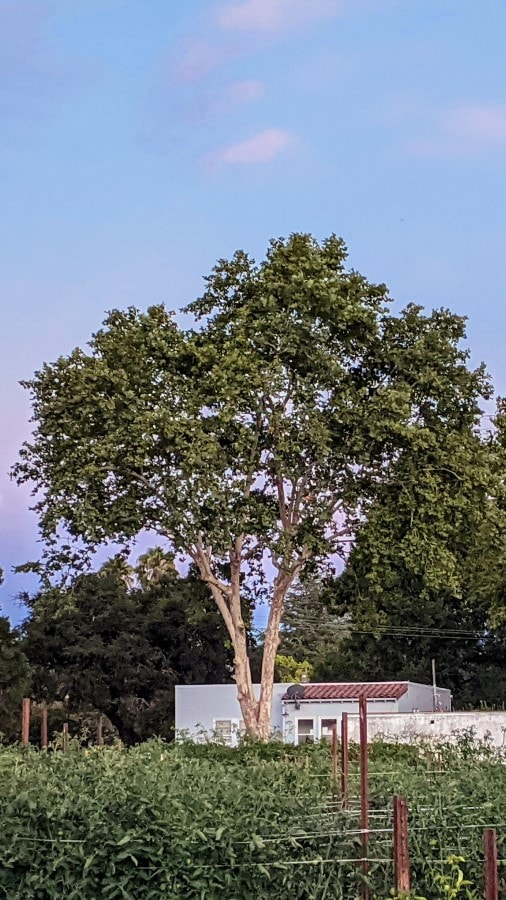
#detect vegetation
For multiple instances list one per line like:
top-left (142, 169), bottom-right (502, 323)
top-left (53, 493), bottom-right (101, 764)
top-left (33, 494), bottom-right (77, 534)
top-left (13, 233), bottom-right (496, 738)
top-left (0, 737), bottom-right (504, 898)
top-left (0, 615), bottom-right (31, 742)
top-left (17, 555), bottom-right (233, 744)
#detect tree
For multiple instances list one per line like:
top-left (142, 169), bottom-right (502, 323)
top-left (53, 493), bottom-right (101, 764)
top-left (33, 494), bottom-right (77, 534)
top-left (313, 430), bottom-right (506, 707)
top-left (98, 554), bottom-right (136, 589)
top-left (0, 616), bottom-right (31, 741)
top-left (22, 566), bottom-right (232, 743)
top-left (278, 579), bottom-right (349, 665)
top-left (14, 234), bottom-right (491, 738)
top-left (274, 655), bottom-right (313, 683)
top-left (136, 547), bottom-right (176, 589)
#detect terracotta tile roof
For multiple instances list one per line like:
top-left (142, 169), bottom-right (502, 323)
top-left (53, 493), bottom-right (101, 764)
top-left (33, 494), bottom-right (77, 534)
top-left (282, 682), bottom-right (409, 701)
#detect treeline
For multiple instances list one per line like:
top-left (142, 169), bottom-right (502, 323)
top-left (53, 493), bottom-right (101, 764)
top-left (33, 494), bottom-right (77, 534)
top-left (2, 531), bottom-right (505, 746)
top-left (0, 550), bottom-right (233, 744)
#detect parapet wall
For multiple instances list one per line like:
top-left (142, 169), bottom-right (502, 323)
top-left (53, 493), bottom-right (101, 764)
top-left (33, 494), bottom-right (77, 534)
top-left (346, 711), bottom-right (506, 749)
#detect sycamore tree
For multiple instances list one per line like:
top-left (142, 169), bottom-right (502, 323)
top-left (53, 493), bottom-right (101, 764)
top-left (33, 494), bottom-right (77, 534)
top-left (14, 234), bottom-right (491, 739)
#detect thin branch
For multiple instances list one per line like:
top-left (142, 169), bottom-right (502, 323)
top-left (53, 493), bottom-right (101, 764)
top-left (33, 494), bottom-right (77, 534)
top-left (276, 474), bottom-right (289, 530)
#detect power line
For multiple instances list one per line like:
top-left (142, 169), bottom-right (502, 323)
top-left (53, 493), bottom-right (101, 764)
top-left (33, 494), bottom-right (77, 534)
top-left (283, 615), bottom-right (493, 640)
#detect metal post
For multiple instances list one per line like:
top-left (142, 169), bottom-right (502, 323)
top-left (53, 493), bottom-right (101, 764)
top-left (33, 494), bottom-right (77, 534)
top-left (341, 712), bottom-right (349, 809)
top-left (21, 698), bottom-right (31, 746)
top-left (332, 724), bottom-right (338, 800)
top-left (431, 658), bottom-right (437, 712)
top-left (62, 722), bottom-right (69, 752)
top-left (97, 715), bottom-right (104, 747)
top-left (393, 796), bottom-right (411, 894)
top-left (484, 828), bottom-right (499, 900)
top-left (359, 696), bottom-right (369, 898)
top-left (41, 706), bottom-right (48, 750)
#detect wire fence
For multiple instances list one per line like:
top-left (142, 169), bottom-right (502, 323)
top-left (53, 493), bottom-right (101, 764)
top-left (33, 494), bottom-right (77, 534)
top-left (11, 697), bottom-right (506, 898)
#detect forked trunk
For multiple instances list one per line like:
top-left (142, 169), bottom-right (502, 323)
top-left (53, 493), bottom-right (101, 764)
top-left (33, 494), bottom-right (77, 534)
top-left (195, 546), bottom-right (300, 742)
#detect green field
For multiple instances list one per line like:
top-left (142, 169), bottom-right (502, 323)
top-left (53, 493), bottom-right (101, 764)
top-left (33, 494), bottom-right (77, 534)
top-left (0, 735), bottom-right (504, 899)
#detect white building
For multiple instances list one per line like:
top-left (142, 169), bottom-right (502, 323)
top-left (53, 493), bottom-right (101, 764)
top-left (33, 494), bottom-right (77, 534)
top-left (175, 681), bottom-right (452, 745)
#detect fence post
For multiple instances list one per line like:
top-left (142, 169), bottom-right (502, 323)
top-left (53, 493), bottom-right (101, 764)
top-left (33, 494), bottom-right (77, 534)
top-left (332, 724), bottom-right (338, 801)
top-left (484, 828), bottom-right (499, 900)
top-left (341, 712), bottom-right (349, 809)
top-left (359, 696), bottom-right (369, 899)
top-left (62, 722), bottom-right (69, 752)
top-left (393, 796), bottom-right (411, 895)
top-left (41, 706), bottom-right (48, 750)
top-left (21, 698), bottom-right (31, 746)
top-left (97, 715), bottom-right (104, 747)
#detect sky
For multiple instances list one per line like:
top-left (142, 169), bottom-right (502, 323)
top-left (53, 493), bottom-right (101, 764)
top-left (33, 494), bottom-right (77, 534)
top-left (2, 0), bottom-right (506, 622)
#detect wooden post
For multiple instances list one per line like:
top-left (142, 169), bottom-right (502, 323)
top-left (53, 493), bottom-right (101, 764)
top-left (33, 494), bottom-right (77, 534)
top-left (21, 698), bottom-right (31, 746)
top-left (331, 724), bottom-right (338, 800)
top-left (62, 722), bottom-right (69, 752)
top-left (341, 712), bottom-right (349, 809)
top-left (97, 715), bottom-right (104, 747)
top-left (41, 706), bottom-right (48, 750)
top-left (393, 796), bottom-right (411, 894)
top-left (359, 696), bottom-right (369, 898)
top-left (484, 828), bottom-right (499, 900)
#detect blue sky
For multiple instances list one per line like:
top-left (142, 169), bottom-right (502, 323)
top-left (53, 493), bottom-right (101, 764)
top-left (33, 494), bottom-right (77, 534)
top-left (2, 0), bottom-right (506, 620)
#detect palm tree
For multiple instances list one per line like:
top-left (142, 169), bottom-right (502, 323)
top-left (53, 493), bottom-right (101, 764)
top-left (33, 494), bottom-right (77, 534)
top-left (136, 547), bottom-right (176, 589)
top-left (99, 555), bottom-right (136, 590)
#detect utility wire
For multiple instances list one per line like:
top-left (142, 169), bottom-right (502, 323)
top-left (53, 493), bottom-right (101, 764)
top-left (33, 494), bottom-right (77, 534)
top-left (284, 616), bottom-right (489, 641)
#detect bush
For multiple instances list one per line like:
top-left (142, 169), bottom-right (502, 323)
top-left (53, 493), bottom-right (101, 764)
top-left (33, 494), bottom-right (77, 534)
top-left (0, 738), bottom-right (504, 898)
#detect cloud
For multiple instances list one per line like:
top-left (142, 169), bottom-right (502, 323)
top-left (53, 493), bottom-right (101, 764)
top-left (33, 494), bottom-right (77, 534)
top-left (403, 103), bottom-right (506, 159)
top-left (173, 38), bottom-right (234, 84)
top-left (209, 127), bottom-right (296, 166)
top-left (225, 79), bottom-right (264, 105)
top-left (445, 104), bottom-right (506, 144)
top-left (217, 0), bottom-right (340, 33)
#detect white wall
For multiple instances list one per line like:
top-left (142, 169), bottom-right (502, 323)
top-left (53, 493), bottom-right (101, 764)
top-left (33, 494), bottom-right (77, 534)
top-left (400, 683), bottom-right (452, 713)
top-left (281, 699), bottom-right (398, 744)
top-left (346, 711), bottom-right (506, 749)
top-left (176, 683), bottom-right (454, 744)
top-left (175, 684), bottom-right (287, 740)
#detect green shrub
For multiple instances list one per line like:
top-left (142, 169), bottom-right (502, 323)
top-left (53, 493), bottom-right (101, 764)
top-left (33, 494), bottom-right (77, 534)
top-left (0, 738), bottom-right (503, 898)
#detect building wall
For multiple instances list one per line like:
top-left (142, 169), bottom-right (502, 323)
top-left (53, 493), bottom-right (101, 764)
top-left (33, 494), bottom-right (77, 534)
top-left (399, 683), bottom-right (452, 713)
top-left (175, 682), bottom-right (453, 744)
top-left (346, 711), bottom-right (506, 749)
top-left (281, 699), bottom-right (398, 744)
top-left (175, 683), bottom-right (287, 740)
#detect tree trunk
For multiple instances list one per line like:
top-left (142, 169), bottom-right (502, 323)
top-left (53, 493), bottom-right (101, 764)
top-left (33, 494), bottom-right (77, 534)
top-left (195, 546), bottom-right (300, 742)
top-left (256, 572), bottom-right (294, 740)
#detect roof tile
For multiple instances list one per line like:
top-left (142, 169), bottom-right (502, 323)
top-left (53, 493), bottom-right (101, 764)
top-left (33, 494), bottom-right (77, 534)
top-left (282, 682), bottom-right (409, 701)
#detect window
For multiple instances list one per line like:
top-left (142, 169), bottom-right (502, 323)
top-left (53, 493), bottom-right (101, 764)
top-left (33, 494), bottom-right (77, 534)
top-left (320, 718), bottom-right (338, 742)
top-left (297, 718), bottom-right (315, 744)
top-left (213, 719), bottom-right (244, 746)
top-left (214, 720), bottom-right (232, 744)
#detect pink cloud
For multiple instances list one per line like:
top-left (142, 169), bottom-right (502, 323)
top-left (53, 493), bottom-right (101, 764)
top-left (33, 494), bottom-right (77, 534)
top-left (209, 127), bottom-right (296, 165)
top-left (225, 79), bottom-right (265, 105)
top-left (217, 0), bottom-right (340, 33)
top-left (173, 38), bottom-right (231, 83)
top-left (402, 103), bottom-right (506, 159)
top-left (445, 104), bottom-right (506, 144)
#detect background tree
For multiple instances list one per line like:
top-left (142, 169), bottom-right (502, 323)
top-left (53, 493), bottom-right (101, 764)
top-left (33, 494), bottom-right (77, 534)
top-left (308, 431), bottom-right (506, 706)
top-left (278, 579), bottom-right (349, 666)
top-left (22, 564), bottom-right (232, 743)
top-left (14, 234), bottom-right (492, 738)
top-left (136, 547), bottom-right (176, 589)
top-left (0, 616), bottom-right (31, 741)
top-left (274, 655), bottom-right (313, 683)
top-left (98, 554), bottom-right (136, 589)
